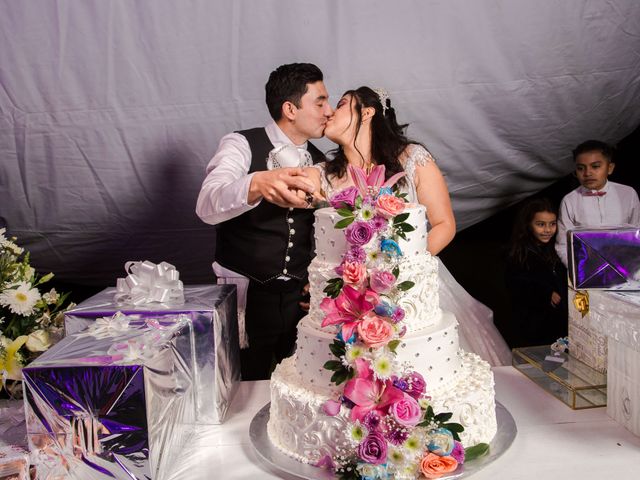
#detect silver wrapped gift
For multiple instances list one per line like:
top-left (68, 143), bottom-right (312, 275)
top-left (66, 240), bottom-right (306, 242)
top-left (22, 314), bottom-right (195, 479)
top-left (64, 284), bottom-right (239, 424)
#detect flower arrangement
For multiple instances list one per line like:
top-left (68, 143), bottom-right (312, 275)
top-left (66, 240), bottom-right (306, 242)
top-left (317, 166), bottom-right (488, 479)
top-left (0, 228), bottom-right (72, 395)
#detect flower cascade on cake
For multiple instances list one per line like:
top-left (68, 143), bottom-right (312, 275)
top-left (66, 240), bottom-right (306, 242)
top-left (317, 165), bottom-right (487, 479)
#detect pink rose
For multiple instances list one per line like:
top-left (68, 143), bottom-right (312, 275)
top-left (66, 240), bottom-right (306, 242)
top-left (369, 270), bottom-right (396, 294)
top-left (342, 261), bottom-right (367, 285)
top-left (357, 314), bottom-right (394, 349)
top-left (376, 194), bottom-right (406, 218)
top-left (390, 395), bottom-right (422, 427)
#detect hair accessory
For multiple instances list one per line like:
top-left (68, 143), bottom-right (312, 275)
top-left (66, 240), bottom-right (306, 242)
top-left (372, 88), bottom-right (390, 115)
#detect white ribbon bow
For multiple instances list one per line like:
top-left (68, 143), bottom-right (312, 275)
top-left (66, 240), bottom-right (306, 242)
top-left (267, 144), bottom-right (313, 170)
top-left (114, 260), bottom-right (184, 306)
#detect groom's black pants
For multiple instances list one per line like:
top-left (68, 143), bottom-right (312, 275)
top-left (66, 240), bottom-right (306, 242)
top-left (240, 277), bottom-right (307, 381)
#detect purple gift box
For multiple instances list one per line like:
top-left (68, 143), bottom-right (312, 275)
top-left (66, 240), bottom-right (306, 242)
top-left (63, 284), bottom-right (239, 425)
top-left (22, 314), bottom-right (195, 479)
top-left (568, 228), bottom-right (640, 290)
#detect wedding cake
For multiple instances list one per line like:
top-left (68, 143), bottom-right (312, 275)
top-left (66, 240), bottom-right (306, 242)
top-left (267, 168), bottom-right (497, 478)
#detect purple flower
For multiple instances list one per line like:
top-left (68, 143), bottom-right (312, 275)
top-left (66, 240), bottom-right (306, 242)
top-left (371, 215), bottom-right (388, 232)
top-left (362, 410), bottom-right (382, 430)
top-left (344, 246), bottom-right (366, 264)
top-left (370, 270), bottom-right (396, 294)
top-left (404, 372), bottom-right (426, 399)
top-left (330, 187), bottom-right (359, 209)
top-left (381, 416), bottom-right (410, 445)
top-left (358, 431), bottom-right (388, 464)
top-left (392, 377), bottom-right (409, 392)
top-left (345, 221), bottom-right (374, 247)
top-left (391, 307), bottom-right (405, 324)
top-left (451, 440), bottom-right (465, 464)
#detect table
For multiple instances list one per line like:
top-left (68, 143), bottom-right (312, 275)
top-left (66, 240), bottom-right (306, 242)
top-left (166, 366), bottom-right (640, 479)
top-left (4, 367), bottom-right (640, 479)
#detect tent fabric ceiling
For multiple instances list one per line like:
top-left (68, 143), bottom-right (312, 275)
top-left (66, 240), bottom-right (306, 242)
top-left (1, 0), bottom-right (639, 284)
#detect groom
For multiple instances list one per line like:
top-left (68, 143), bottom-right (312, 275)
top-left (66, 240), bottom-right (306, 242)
top-left (196, 63), bottom-right (333, 380)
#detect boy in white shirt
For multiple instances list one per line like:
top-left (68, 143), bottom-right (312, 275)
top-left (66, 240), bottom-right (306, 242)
top-left (556, 140), bottom-right (640, 265)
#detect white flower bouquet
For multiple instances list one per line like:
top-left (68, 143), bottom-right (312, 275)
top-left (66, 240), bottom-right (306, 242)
top-left (0, 228), bottom-right (73, 396)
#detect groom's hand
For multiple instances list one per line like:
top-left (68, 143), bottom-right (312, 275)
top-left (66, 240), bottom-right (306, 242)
top-left (249, 167), bottom-right (315, 208)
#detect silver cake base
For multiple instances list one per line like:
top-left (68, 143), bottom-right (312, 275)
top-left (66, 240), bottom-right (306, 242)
top-left (250, 401), bottom-right (517, 479)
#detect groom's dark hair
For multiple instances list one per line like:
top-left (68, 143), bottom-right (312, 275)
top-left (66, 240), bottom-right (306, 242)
top-left (265, 63), bottom-right (324, 121)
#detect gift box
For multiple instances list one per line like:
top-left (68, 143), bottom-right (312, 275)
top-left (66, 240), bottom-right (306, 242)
top-left (0, 445), bottom-right (30, 480)
top-left (568, 287), bottom-right (607, 374)
top-left (64, 283), bottom-right (239, 425)
top-left (588, 290), bottom-right (640, 435)
top-left (568, 228), bottom-right (640, 290)
top-left (23, 313), bottom-right (195, 479)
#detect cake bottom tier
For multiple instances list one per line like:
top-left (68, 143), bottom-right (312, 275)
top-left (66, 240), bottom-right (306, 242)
top-left (267, 351), bottom-right (497, 467)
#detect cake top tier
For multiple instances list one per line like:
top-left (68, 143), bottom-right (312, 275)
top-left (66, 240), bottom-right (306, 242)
top-left (313, 205), bottom-right (428, 265)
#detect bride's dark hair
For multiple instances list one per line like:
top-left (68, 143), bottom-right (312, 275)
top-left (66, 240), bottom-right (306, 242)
top-left (324, 86), bottom-right (417, 185)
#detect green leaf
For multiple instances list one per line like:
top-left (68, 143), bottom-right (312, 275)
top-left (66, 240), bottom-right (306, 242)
top-left (331, 369), bottom-right (349, 385)
top-left (329, 340), bottom-right (346, 358)
top-left (387, 339), bottom-right (401, 353)
top-left (442, 422), bottom-right (464, 433)
top-left (323, 360), bottom-right (343, 371)
top-left (355, 196), bottom-right (363, 209)
top-left (334, 217), bottom-right (355, 229)
top-left (397, 281), bottom-right (415, 291)
top-left (396, 230), bottom-right (407, 241)
top-left (392, 266), bottom-right (400, 278)
top-left (464, 443), bottom-right (490, 462)
top-left (434, 412), bottom-right (453, 423)
top-left (393, 213), bottom-right (410, 224)
top-left (399, 222), bottom-right (416, 232)
top-left (423, 405), bottom-right (434, 422)
top-left (336, 208), bottom-right (355, 218)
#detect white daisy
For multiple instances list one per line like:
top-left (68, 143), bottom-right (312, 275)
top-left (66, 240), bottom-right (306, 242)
top-left (372, 354), bottom-right (394, 379)
top-left (343, 344), bottom-right (364, 365)
top-left (347, 421), bottom-right (368, 443)
top-left (0, 282), bottom-right (40, 316)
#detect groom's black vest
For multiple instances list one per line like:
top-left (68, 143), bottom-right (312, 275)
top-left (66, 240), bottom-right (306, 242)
top-left (215, 127), bottom-right (324, 285)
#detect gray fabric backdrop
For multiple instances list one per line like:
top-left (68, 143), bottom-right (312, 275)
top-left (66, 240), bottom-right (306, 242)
top-left (2, 0), bottom-right (640, 284)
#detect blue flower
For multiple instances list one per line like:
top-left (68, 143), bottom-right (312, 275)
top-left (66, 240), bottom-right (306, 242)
top-left (380, 239), bottom-right (402, 257)
top-left (337, 331), bottom-right (357, 344)
top-left (374, 301), bottom-right (395, 318)
top-left (377, 186), bottom-right (394, 197)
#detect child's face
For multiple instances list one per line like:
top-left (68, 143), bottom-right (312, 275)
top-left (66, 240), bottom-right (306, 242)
top-left (575, 151), bottom-right (614, 191)
top-left (530, 211), bottom-right (557, 244)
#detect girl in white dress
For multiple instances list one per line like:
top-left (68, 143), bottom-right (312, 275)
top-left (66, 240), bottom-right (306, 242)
top-left (305, 86), bottom-right (511, 366)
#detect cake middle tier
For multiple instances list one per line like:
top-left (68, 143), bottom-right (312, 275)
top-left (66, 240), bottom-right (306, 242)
top-left (295, 311), bottom-right (462, 394)
top-left (307, 253), bottom-right (441, 334)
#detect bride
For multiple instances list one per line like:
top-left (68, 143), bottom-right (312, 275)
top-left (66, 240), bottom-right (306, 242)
top-left (305, 86), bottom-right (511, 366)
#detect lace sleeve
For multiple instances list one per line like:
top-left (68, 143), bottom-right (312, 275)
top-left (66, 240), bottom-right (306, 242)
top-left (407, 144), bottom-right (436, 167)
top-left (310, 163), bottom-right (333, 199)
top-left (401, 144), bottom-right (436, 194)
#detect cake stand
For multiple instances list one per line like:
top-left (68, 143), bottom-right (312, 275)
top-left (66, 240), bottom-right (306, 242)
top-left (250, 401), bottom-right (517, 479)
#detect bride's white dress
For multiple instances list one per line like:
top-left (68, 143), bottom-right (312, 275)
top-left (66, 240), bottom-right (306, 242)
top-left (314, 144), bottom-right (512, 366)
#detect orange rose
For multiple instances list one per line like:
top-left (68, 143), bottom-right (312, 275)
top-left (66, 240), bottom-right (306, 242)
top-left (376, 194), bottom-right (405, 218)
top-left (420, 453), bottom-right (458, 479)
top-left (342, 261), bottom-right (367, 285)
top-left (357, 314), bottom-right (394, 349)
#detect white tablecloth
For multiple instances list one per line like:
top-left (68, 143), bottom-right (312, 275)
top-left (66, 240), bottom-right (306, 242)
top-left (166, 366), bottom-right (640, 479)
top-left (3, 367), bottom-right (640, 479)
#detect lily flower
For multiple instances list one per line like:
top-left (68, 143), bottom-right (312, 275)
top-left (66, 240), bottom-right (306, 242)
top-left (0, 335), bottom-right (28, 389)
top-left (349, 164), bottom-right (406, 198)
top-left (344, 358), bottom-right (405, 422)
top-left (320, 285), bottom-right (379, 340)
